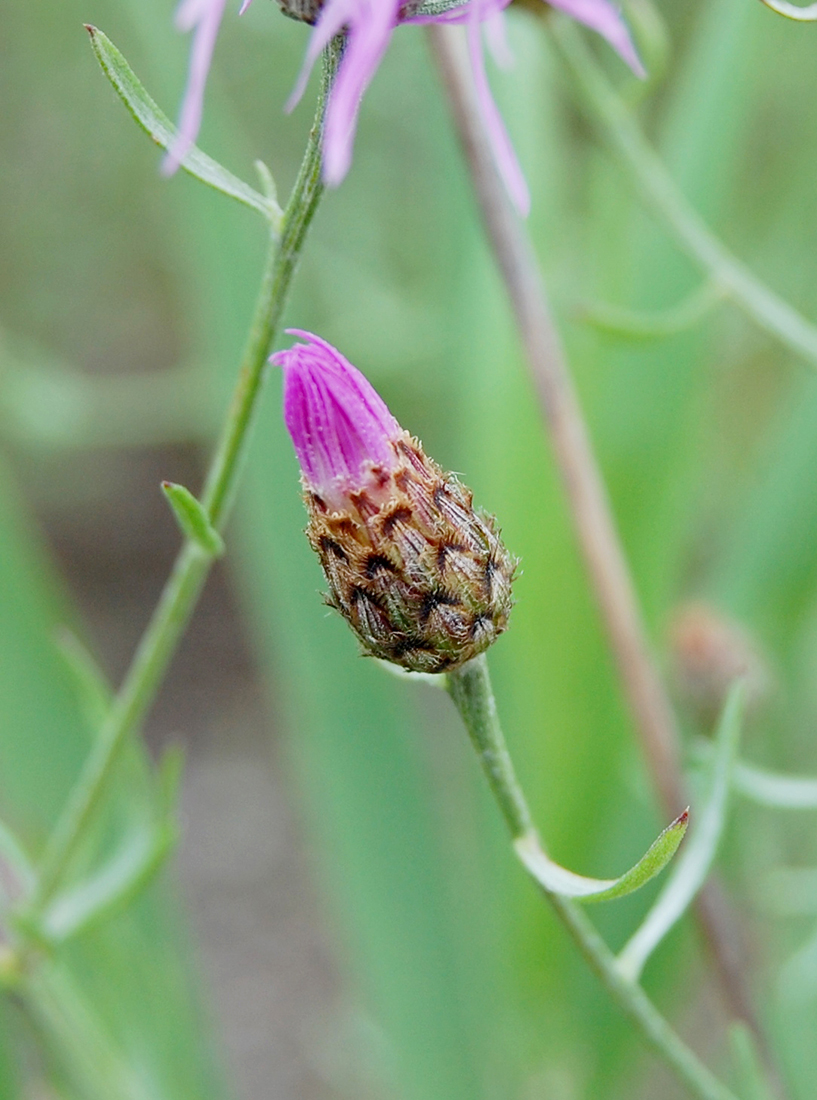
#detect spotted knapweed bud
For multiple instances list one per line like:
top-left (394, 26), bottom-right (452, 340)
top-left (272, 330), bottom-right (516, 674)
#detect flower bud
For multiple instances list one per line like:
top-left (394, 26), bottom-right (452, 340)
top-left (669, 601), bottom-right (772, 722)
top-left (273, 330), bottom-right (516, 673)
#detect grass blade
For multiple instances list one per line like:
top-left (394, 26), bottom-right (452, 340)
top-left (617, 683), bottom-right (744, 981)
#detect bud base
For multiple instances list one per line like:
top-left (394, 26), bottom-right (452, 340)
top-left (305, 433), bottom-right (516, 674)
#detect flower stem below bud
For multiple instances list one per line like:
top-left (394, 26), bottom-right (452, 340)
top-left (446, 655), bottom-right (739, 1100)
top-left (446, 655), bottom-right (532, 837)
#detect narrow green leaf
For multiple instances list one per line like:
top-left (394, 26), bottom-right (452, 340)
top-left (85, 26), bottom-right (281, 228)
top-left (161, 481), bottom-right (225, 557)
top-left (24, 964), bottom-right (158, 1100)
top-left (691, 739), bottom-right (817, 810)
top-left (254, 160), bottom-right (279, 208)
top-left (577, 280), bottom-right (723, 341)
top-left (729, 1023), bottom-right (774, 1100)
top-left (617, 683), bottom-right (744, 981)
top-left (0, 817), bottom-right (34, 894)
top-left (54, 628), bottom-right (113, 733)
top-left (34, 747), bottom-right (183, 944)
top-left (733, 760), bottom-right (817, 810)
top-left (514, 809), bottom-right (689, 903)
top-left (157, 745), bottom-right (185, 812)
top-left (40, 819), bottom-right (177, 944)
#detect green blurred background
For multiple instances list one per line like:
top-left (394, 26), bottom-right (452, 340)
top-left (3, 0), bottom-right (817, 1096)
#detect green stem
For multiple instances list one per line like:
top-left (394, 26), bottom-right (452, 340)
top-left (447, 656), bottom-right (739, 1100)
top-left (446, 659), bottom-right (532, 837)
top-left (25, 40), bottom-right (342, 917)
top-left (24, 964), bottom-right (153, 1100)
top-left (551, 17), bottom-right (817, 371)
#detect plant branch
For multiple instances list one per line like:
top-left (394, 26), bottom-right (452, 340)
top-left (427, 18), bottom-right (771, 1064)
top-left (23, 40), bottom-right (342, 919)
top-left (428, 19), bottom-right (683, 855)
top-left (447, 656), bottom-right (739, 1100)
top-left (551, 18), bottom-right (817, 371)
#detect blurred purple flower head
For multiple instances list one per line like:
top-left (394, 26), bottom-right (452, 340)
top-left (165, 0), bottom-right (642, 210)
top-left (271, 329), bottom-right (401, 509)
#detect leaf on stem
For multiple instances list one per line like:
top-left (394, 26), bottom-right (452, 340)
top-left (552, 19), bottom-right (817, 372)
top-left (690, 738), bottom-right (817, 810)
top-left (0, 817), bottom-right (34, 896)
top-left (85, 26), bottom-right (282, 229)
top-left (25, 963), bottom-right (157, 1100)
top-left (616, 682), bottom-right (744, 981)
top-left (577, 280), bottom-right (723, 341)
top-left (514, 808), bottom-right (688, 903)
top-left (35, 749), bottom-right (183, 944)
top-left (161, 481), bottom-right (225, 557)
top-left (37, 752), bottom-right (180, 944)
top-left (728, 1023), bottom-right (774, 1100)
top-left (55, 628), bottom-right (113, 732)
top-left (733, 760), bottom-right (817, 810)
top-left (39, 818), bottom-right (176, 944)
top-left (254, 160), bottom-right (279, 208)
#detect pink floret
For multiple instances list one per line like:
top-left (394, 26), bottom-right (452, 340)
top-left (165, 0), bottom-right (642, 215)
top-left (272, 330), bottom-right (401, 503)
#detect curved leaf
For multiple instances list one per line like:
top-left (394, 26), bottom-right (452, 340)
top-left (514, 809), bottom-right (688, 903)
top-left (578, 280), bottom-right (723, 341)
top-left (617, 682), bottom-right (744, 981)
top-left (86, 26), bottom-right (281, 228)
top-left (734, 760), bottom-right (817, 810)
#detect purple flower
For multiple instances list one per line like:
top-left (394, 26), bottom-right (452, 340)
top-left (166, 0), bottom-right (642, 211)
top-left (271, 329), bottom-right (517, 672)
top-left (272, 329), bottom-right (401, 509)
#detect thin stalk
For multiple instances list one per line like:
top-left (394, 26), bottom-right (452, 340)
top-left (428, 18), bottom-right (768, 1061)
top-left (551, 18), bottom-right (817, 371)
top-left (448, 656), bottom-right (739, 1100)
top-left (25, 41), bottom-right (342, 917)
top-left (427, 19), bottom-right (683, 864)
top-left (23, 964), bottom-right (155, 1100)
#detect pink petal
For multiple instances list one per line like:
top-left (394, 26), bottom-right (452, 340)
top-left (548, 0), bottom-right (645, 76)
top-left (272, 329), bottom-right (401, 500)
top-left (467, 4), bottom-right (530, 216)
top-left (286, 0), bottom-right (402, 186)
top-left (285, 0), bottom-right (365, 113)
top-left (322, 0), bottom-right (401, 183)
top-left (484, 10), bottom-right (514, 70)
top-left (163, 0), bottom-right (228, 175)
